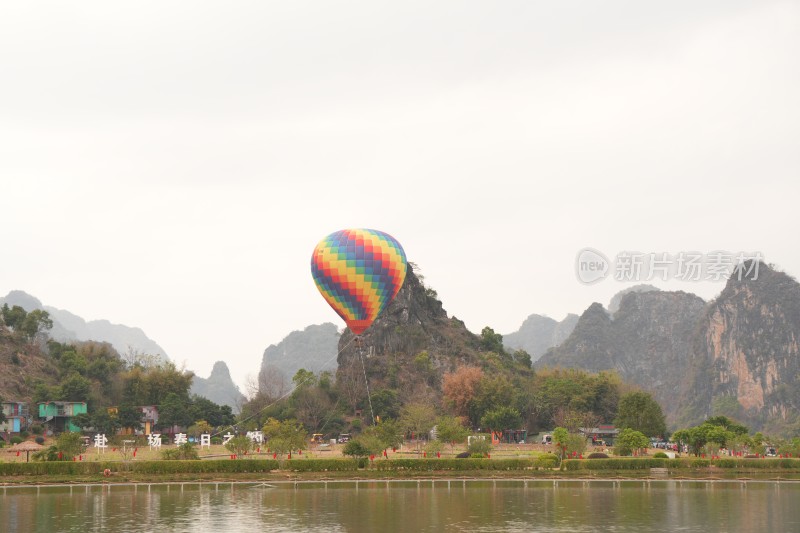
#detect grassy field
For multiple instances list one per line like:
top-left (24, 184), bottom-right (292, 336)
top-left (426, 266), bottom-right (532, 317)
top-left (1, 439), bottom-right (557, 463)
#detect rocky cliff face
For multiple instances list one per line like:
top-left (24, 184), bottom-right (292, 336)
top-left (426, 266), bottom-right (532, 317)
top-left (337, 265), bottom-right (483, 400)
top-left (190, 361), bottom-right (246, 411)
top-left (537, 290), bottom-right (707, 426)
top-left (259, 323), bottom-right (341, 387)
top-left (338, 265), bottom-right (482, 362)
top-left (536, 263), bottom-right (800, 434)
top-left (503, 313), bottom-right (579, 361)
top-left (608, 284), bottom-right (660, 316)
top-left (679, 263), bottom-right (800, 432)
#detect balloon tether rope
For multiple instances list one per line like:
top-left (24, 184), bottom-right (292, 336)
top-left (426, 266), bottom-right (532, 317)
top-left (357, 337), bottom-right (376, 425)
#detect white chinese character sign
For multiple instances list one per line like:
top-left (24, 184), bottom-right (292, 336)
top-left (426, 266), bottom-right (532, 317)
top-left (200, 434), bottom-right (211, 448)
top-left (148, 434), bottom-right (162, 450)
top-left (222, 432), bottom-right (234, 445)
top-left (94, 434), bottom-right (108, 453)
top-left (174, 433), bottom-right (187, 446)
top-left (246, 431), bottom-right (264, 444)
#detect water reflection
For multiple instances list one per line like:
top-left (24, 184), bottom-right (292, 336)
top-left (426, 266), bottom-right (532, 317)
top-left (2, 480), bottom-right (799, 533)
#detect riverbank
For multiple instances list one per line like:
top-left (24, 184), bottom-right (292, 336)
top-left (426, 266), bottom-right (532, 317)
top-left (4, 457), bottom-right (800, 486)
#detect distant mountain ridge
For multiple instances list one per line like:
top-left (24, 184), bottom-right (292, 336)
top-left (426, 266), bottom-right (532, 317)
top-left (191, 361), bottom-right (246, 411)
top-left (537, 291), bottom-right (707, 420)
top-left (536, 263), bottom-right (800, 434)
top-left (259, 323), bottom-right (341, 391)
top-left (503, 313), bottom-right (579, 361)
top-left (0, 290), bottom-right (168, 362)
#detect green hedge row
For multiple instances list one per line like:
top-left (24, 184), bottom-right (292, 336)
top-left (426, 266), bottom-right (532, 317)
top-left (131, 460), bottom-right (280, 474)
top-left (0, 456), bottom-right (568, 476)
top-left (283, 459), bottom-right (361, 472)
top-left (563, 458), bottom-right (800, 471)
top-left (0, 459), bottom-right (281, 476)
top-left (373, 457), bottom-right (557, 471)
top-left (14, 456), bottom-right (798, 476)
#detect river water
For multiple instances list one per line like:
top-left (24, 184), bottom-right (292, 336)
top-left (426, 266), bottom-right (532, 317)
top-left (2, 479), bottom-right (798, 532)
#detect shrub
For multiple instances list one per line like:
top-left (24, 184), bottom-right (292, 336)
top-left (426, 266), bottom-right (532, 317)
top-left (425, 440), bottom-right (444, 456)
top-left (11, 436), bottom-right (24, 445)
top-left (653, 452), bottom-right (668, 459)
top-left (535, 454), bottom-right (559, 469)
top-left (35, 436), bottom-right (45, 445)
top-left (225, 435), bottom-right (253, 457)
top-left (56, 432), bottom-right (84, 458)
top-left (32, 445), bottom-right (61, 462)
top-left (30, 424), bottom-right (44, 436)
top-left (466, 438), bottom-right (492, 457)
top-left (342, 440), bottom-right (372, 458)
top-left (587, 452), bottom-right (609, 459)
top-left (161, 443), bottom-right (200, 460)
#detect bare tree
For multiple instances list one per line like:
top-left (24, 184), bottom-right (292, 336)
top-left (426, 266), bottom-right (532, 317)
top-left (258, 364), bottom-right (289, 402)
top-left (335, 357), bottom-right (366, 415)
top-left (123, 347), bottom-right (160, 369)
top-left (581, 411), bottom-right (602, 434)
top-left (295, 387), bottom-right (333, 432)
top-left (552, 407), bottom-right (585, 434)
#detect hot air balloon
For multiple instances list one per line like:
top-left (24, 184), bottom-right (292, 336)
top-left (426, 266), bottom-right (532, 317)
top-left (311, 228), bottom-right (407, 335)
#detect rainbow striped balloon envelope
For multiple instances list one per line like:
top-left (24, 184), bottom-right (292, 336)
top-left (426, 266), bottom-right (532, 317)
top-left (311, 228), bottom-right (408, 335)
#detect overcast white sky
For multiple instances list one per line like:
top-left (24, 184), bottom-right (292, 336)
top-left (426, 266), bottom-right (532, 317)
top-left (1, 1), bottom-right (798, 390)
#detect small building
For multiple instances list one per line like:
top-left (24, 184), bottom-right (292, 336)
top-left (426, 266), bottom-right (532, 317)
top-left (38, 401), bottom-right (87, 433)
top-left (581, 425), bottom-right (619, 445)
top-left (139, 405), bottom-right (159, 435)
top-left (1, 401), bottom-right (28, 434)
top-left (491, 429), bottom-right (528, 444)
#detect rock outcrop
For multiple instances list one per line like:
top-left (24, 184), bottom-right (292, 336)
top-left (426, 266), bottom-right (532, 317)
top-left (678, 263), bottom-right (800, 432)
top-left (336, 265), bottom-right (484, 400)
top-left (537, 291), bottom-right (707, 427)
top-left (259, 323), bottom-right (341, 387)
top-left (503, 313), bottom-right (579, 361)
top-left (537, 263), bottom-right (800, 433)
top-left (190, 361), bottom-right (246, 411)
